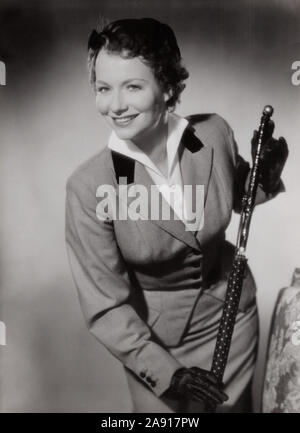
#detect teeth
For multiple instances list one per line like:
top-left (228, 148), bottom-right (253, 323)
top-left (114, 115), bottom-right (136, 123)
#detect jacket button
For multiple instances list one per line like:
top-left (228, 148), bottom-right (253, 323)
top-left (140, 372), bottom-right (146, 378)
top-left (146, 377), bottom-right (156, 387)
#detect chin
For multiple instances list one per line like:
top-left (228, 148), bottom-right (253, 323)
top-left (113, 126), bottom-right (146, 142)
top-left (113, 129), bottom-right (138, 140)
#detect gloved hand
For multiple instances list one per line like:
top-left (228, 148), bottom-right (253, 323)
top-left (163, 367), bottom-right (228, 408)
top-left (251, 120), bottom-right (288, 195)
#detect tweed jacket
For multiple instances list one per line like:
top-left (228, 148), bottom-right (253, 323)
top-left (65, 113), bottom-right (278, 397)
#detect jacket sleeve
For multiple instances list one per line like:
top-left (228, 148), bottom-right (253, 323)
top-left (224, 119), bottom-right (285, 213)
top-left (65, 176), bottom-right (182, 397)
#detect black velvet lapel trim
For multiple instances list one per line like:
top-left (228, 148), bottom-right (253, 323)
top-left (111, 151), bottom-right (135, 184)
top-left (180, 123), bottom-right (204, 153)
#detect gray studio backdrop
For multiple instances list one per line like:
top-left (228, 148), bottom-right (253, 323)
top-left (0, 0), bottom-right (299, 412)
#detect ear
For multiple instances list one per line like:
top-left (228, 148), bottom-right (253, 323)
top-left (163, 89), bottom-right (173, 104)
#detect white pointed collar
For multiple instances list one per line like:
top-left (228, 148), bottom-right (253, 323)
top-left (107, 112), bottom-right (189, 178)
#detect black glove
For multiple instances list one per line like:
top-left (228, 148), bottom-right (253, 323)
top-left (163, 367), bottom-right (228, 408)
top-left (251, 120), bottom-right (288, 195)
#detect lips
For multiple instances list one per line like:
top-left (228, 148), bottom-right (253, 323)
top-left (112, 114), bottom-right (139, 126)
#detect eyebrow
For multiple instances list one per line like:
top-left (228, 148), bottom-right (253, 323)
top-left (96, 78), bottom-right (148, 85)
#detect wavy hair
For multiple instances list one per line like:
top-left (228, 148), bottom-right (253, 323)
top-left (87, 18), bottom-right (189, 111)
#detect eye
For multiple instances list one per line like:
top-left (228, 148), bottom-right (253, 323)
top-left (127, 84), bottom-right (142, 91)
top-left (96, 86), bottom-right (110, 93)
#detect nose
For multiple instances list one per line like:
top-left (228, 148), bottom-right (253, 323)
top-left (110, 90), bottom-right (128, 115)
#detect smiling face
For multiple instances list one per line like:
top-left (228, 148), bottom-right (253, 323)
top-left (94, 49), bottom-right (170, 145)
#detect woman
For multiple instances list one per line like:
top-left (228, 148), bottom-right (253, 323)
top-left (65, 18), bottom-right (288, 412)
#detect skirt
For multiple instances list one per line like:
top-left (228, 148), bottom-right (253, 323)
top-left (124, 286), bottom-right (259, 413)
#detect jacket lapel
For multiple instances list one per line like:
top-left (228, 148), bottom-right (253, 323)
top-left (180, 124), bottom-right (214, 237)
top-left (134, 162), bottom-right (201, 250)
